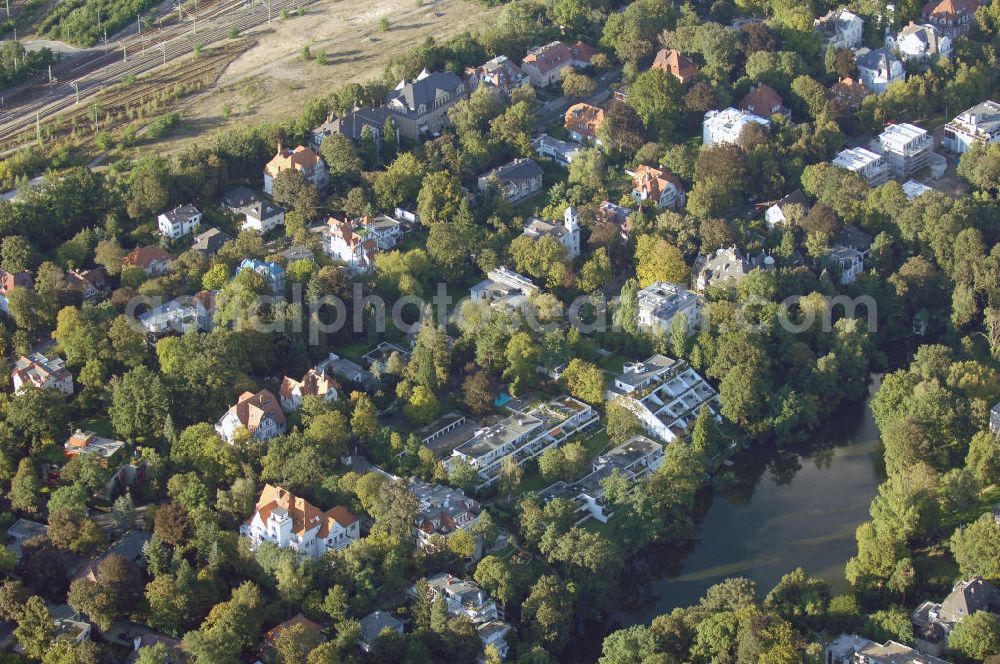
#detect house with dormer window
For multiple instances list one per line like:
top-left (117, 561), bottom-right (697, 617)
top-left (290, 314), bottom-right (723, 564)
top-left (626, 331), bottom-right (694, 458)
top-left (215, 389), bottom-right (286, 443)
top-left (241, 484), bottom-right (359, 558)
top-left (386, 70), bottom-right (466, 140)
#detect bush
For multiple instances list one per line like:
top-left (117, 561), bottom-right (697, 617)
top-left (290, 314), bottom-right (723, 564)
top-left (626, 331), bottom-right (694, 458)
top-left (145, 112), bottom-right (181, 140)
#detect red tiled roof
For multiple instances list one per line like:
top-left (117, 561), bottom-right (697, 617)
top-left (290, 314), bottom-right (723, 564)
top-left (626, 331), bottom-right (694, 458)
top-left (264, 613), bottom-right (324, 646)
top-left (279, 369), bottom-right (338, 399)
top-left (739, 83), bottom-right (784, 116)
top-left (651, 49), bottom-right (698, 82)
top-left (264, 144), bottom-right (322, 178)
top-left (123, 246), bottom-right (176, 270)
top-left (564, 102), bottom-right (604, 139)
top-left (227, 389), bottom-right (286, 433)
top-left (253, 484), bottom-right (357, 539)
top-left (922, 0), bottom-right (980, 18)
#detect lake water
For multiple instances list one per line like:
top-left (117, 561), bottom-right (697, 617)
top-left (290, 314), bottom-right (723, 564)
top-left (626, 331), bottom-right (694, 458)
top-left (614, 394), bottom-right (884, 627)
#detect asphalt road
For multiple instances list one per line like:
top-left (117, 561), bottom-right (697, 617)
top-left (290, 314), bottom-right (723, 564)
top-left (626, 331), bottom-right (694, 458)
top-left (534, 67), bottom-right (621, 133)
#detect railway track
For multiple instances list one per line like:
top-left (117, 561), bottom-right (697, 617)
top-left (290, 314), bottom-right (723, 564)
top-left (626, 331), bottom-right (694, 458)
top-left (0, 0), bottom-right (316, 145)
top-left (0, 44), bottom-right (239, 152)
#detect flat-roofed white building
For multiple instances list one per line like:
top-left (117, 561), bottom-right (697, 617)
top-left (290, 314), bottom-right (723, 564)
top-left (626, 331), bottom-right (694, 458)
top-left (607, 356), bottom-right (721, 444)
top-left (878, 123), bottom-right (934, 179)
top-left (702, 107), bottom-right (770, 145)
top-left (447, 395), bottom-right (598, 488)
top-left (943, 100), bottom-right (1000, 154)
top-left (470, 267), bottom-right (539, 313)
top-left (903, 180), bottom-right (934, 200)
top-left (532, 133), bottom-right (584, 167)
top-left (636, 282), bottom-right (701, 333)
top-left (832, 147), bottom-right (890, 186)
top-left (538, 434), bottom-right (664, 523)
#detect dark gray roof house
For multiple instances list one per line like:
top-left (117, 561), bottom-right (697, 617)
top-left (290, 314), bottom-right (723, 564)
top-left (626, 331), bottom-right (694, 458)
top-left (386, 70), bottom-right (467, 140)
top-left (837, 224), bottom-right (874, 254)
top-left (192, 227), bottom-right (232, 255)
top-left (913, 576), bottom-right (1000, 654)
top-left (220, 186), bottom-right (259, 210)
top-left (387, 71), bottom-right (464, 117)
top-left (937, 576), bottom-right (1000, 622)
top-left (477, 158), bottom-right (544, 203)
top-left (310, 106), bottom-right (394, 149)
top-left (358, 611), bottom-right (404, 651)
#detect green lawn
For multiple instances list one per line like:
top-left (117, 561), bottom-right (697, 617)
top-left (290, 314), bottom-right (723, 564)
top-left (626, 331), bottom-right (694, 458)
top-left (583, 516), bottom-right (616, 538)
top-left (76, 417), bottom-right (116, 438)
top-left (514, 428), bottom-right (612, 495)
top-left (598, 352), bottom-right (626, 375)
top-left (335, 341), bottom-right (370, 363)
top-left (942, 484), bottom-right (1000, 530)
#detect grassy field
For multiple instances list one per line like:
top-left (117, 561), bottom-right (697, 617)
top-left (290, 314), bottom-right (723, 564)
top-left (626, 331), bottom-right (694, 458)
top-left (151, 0), bottom-right (505, 156)
top-left (76, 417), bottom-right (116, 438)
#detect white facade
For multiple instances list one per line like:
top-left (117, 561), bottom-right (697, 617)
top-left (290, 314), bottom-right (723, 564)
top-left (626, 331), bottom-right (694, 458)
top-left (139, 299), bottom-right (210, 336)
top-left (532, 133), bottom-right (584, 167)
top-left (419, 573), bottom-right (499, 623)
top-left (11, 353), bottom-right (74, 396)
top-left (323, 217), bottom-right (385, 274)
top-left (215, 390), bottom-right (287, 444)
top-left (240, 484), bottom-right (359, 559)
top-left (157, 204), bottom-right (202, 239)
top-left (702, 108), bottom-right (770, 145)
top-left (815, 9), bottom-right (864, 49)
top-left (832, 147), bottom-right (891, 186)
top-left (610, 358), bottom-right (721, 444)
top-left (943, 100), bottom-right (1000, 154)
top-left (539, 435), bottom-right (664, 524)
top-left (855, 48), bottom-right (905, 95)
top-left (279, 368), bottom-right (338, 412)
top-left (636, 282), bottom-right (701, 333)
top-left (827, 245), bottom-right (865, 285)
top-left (886, 23), bottom-right (951, 62)
top-left (241, 202), bottom-right (285, 233)
top-left (879, 123), bottom-right (934, 179)
top-left (470, 267), bottom-right (539, 313)
top-left (521, 206), bottom-right (580, 259)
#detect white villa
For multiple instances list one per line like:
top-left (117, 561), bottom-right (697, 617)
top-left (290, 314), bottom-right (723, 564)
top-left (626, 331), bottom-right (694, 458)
top-left (470, 267), bottom-right (540, 313)
top-left (215, 389), bottom-right (287, 443)
top-left (418, 573), bottom-right (499, 623)
top-left (156, 204), bottom-right (202, 239)
top-left (279, 368), bottom-right (339, 412)
top-left (521, 206), bottom-right (580, 259)
top-left (636, 282), bottom-right (701, 333)
top-left (943, 100), bottom-right (1000, 154)
top-left (240, 484), bottom-right (359, 559)
top-left (854, 47), bottom-right (905, 95)
top-left (702, 107), bottom-right (770, 145)
top-left (815, 8), bottom-right (863, 49)
top-left (886, 22), bottom-right (951, 62)
top-left (607, 355), bottom-right (721, 444)
top-left (11, 352), bottom-right (74, 396)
